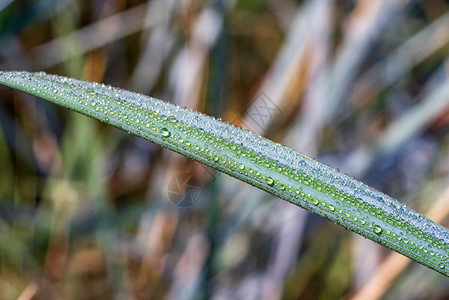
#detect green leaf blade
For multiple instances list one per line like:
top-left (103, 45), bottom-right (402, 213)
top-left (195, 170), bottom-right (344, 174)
top-left (1, 71), bottom-right (448, 276)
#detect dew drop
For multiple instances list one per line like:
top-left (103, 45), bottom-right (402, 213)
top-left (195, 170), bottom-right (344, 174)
top-left (161, 128), bottom-right (171, 138)
top-left (439, 263), bottom-right (445, 269)
top-left (266, 177), bottom-right (274, 186)
top-left (373, 225), bottom-right (382, 235)
top-left (239, 164), bottom-right (245, 170)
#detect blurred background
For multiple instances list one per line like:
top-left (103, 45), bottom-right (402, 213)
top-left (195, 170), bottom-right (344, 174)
top-left (1, 0), bottom-right (449, 299)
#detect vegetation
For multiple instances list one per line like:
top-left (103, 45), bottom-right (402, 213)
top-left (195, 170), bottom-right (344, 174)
top-left (2, 70), bottom-right (449, 280)
top-left (1, 1), bottom-right (449, 299)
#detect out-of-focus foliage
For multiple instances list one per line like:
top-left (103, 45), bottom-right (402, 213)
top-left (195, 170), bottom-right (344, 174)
top-left (1, 0), bottom-right (449, 299)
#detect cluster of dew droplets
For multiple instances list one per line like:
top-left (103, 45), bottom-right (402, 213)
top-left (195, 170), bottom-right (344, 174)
top-left (1, 71), bottom-right (448, 274)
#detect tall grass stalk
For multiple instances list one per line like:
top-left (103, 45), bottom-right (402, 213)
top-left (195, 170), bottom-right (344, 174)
top-left (1, 71), bottom-right (448, 277)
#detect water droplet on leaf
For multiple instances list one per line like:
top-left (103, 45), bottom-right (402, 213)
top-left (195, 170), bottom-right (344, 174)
top-left (161, 128), bottom-right (171, 137)
top-left (373, 225), bottom-right (382, 235)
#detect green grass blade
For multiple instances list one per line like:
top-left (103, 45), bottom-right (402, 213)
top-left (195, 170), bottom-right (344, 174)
top-left (1, 71), bottom-right (448, 276)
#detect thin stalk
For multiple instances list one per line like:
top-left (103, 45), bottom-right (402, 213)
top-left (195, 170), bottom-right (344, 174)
top-left (1, 71), bottom-right (448, 276)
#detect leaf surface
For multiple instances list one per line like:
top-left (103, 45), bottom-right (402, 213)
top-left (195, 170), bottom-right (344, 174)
top-left (1, 71), bottom-right (448, 276)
